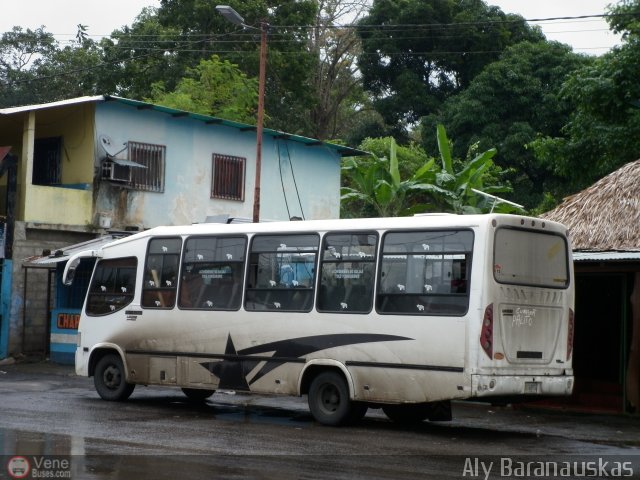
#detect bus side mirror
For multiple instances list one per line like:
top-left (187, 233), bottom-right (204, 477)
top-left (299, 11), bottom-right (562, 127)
top-left (63, 257), bottom-right (81, 286)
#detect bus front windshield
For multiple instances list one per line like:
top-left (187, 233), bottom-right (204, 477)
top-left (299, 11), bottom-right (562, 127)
top-left (493, 228), bottom-right (569, 289)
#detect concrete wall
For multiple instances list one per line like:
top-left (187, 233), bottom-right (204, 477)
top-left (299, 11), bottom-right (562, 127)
top-left (8, 222), bottom-right (94, 356)
top-left (94, 101), bottom-right (341, 227)
top-left (16, 104), bottom-right (95, 226)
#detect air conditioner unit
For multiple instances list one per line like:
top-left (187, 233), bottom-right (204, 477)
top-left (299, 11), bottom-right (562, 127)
top-left (101, 159), bottom-right (131, 182)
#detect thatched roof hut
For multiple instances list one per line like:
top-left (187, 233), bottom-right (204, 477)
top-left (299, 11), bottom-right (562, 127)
top-left (542, 159), bottom-right (640, 251)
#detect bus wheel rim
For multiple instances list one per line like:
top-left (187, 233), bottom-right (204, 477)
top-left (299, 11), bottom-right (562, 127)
top-left (103, 365), bottom-right (121, 389)
top-left (320, 384), bottom-right (340, 413)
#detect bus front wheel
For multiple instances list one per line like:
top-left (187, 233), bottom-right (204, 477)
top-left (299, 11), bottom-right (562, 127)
top-left (308, 371), bottom-right (365, 426)
top-left (94, 353), bottom-right (135, 401)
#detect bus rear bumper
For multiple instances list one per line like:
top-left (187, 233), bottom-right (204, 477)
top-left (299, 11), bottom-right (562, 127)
top-left (471, 374), bottom-right (574, 398)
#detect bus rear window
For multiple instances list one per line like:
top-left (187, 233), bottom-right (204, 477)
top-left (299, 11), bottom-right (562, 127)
top-left (494, 228), bottom-right (569, 288)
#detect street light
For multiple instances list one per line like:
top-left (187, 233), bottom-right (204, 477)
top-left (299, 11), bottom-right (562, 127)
top-left (216, 5), bottom-right (267, 223)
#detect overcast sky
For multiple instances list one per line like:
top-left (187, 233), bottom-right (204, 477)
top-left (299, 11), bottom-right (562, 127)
top-left (0, 0), bottom-right (622, 55)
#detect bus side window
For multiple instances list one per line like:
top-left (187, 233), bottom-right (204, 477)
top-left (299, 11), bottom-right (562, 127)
top-left (245, 234), bottom-right (319, 311)
top-left (142, 237), bottom-right (182, 309)
top-left (376, 230), bottom-right (473, 316)
top-left (86, 257), bottom-right (137, 316)
top-left (179, 235), bottom-right (247, 310)
top-left (317, 232), bottom-right (377, 313)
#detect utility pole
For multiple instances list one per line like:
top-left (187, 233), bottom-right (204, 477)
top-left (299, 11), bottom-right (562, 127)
top-left (216, 5), bottom-right (268, 223)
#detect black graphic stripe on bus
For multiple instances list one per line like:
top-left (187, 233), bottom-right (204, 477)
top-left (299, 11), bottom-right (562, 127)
top-left (346, 361), bottom-right (463, 373)
top-left (200, 333), bottom-right (411, 389)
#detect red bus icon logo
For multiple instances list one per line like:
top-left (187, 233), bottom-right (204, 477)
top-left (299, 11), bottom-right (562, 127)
top-left (7, 456), bottom-right (30, 479)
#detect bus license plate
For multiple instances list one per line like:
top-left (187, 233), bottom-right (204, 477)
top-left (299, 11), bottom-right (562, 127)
top-left (525, 382), bottom-right (540, 394)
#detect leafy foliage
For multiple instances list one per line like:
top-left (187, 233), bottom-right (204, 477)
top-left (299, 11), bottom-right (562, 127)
top-left (97, 7), bottom-right (189, 100)
top-left (430, 125), bottom-right (519, 214)
top-left (147, 55), bottom-right (259, 123)
top-left (356, 0), bottom-right (543, 135)
top-left (530, 0), bottom-right (640, 200)
top-left (341, 125), bottom-right (519, 218)
top-left (0, 27), bottom-right (57, 107)
top-left (422, 40), bottom-right (592, 209)
top-left (341, 137), bottom-right (441, 217)
top-left (156, 0), bottom-right (317, 134)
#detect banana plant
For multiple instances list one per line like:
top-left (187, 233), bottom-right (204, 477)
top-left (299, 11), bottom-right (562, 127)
top-left (435, 124), bottom-right (521, 214)
top-left (341, 137), bottom-right (454, 217)
top-left (341, 126), bottom-right (522, 218)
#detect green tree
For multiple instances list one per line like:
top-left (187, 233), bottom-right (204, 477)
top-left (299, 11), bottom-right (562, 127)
top-left (0, 27), bottom-right (57, 107)
top-left (356, 0), bottom-right (543, 136)
top-left (147, 55), bottom-right (259, 123)
top-left (29, 37), bottom-right (105, 103)
top-left (97, 7), bottom-right (187, 100)
top-left (530, 0), bottom-right (640, 198)
top-left (422, 40), bottom-right (591, 209)
top-left (155, 0), bottom-right (317, 134)
top-left (307, 0), bottom-right (368, 140)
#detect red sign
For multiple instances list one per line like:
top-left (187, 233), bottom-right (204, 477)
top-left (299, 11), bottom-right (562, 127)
top-left (57, 313), bottom-right (80, 330)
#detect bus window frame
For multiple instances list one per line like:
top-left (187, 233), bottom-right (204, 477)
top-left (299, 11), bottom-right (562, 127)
top-left (178, 234), bottom-right (248, 311)
top-left (141, 236), bottom-right (182, 309)
top-left (245, 233), bottom-right (320, 312)
top-left (316, 230), bottom-right (378, 314)
top-left (493, 226), bottom-right (570, 290)
top-left (85, 256), bottom-right (138, 316)
top-left (375, 228), bottom-right (474, 317)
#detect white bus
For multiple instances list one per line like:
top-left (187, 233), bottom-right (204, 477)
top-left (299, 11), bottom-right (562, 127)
top-left (64, 214), bottom-right (575, 426)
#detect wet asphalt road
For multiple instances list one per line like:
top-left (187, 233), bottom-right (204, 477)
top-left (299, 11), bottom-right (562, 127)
top-left (1, 362), bottom-right (639, 479)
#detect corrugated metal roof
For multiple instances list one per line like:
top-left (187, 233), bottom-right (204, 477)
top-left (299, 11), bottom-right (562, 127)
top-left (573, 251), bottom-right (640, 262)
top-left (22, 233), bottom-right (131, 268)
top-left (0, 95), bottom-right (368, 158)
top-left (0, 95), bottom-right (104, 114)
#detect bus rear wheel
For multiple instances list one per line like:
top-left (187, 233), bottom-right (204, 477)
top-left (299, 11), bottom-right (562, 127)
top-left (382, 403), bottom-right (430, 424)
top-left (181, 388), bottom-right (215, 402)
top-left (308, 371), bottom-right (365, 426)
top-left (94, 353), bottom-right (135, 401)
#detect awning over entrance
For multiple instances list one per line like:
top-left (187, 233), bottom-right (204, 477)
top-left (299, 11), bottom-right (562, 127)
top-left (22, 233), bottom-right (131, 268)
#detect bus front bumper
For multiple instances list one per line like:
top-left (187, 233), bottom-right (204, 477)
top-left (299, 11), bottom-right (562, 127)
top-left (471, 374), bottom-right (574, 398)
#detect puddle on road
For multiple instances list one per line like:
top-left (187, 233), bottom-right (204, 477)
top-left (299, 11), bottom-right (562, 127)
top-left (0, 428), bottom-right (385, 480)
top-left (125, 393), bottom-right (313, 428)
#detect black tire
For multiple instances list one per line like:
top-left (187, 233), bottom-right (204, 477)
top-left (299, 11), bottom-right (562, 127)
top-left (181, 388), bottom-right (215, 402)
top-left (348, 401), bottom-right (369, 423)
top-left (308, 371), bottom-right (360, 426)
top-left (382, 403), bottom-right (430, 424)
top-left (426, 400), bottom-right (452, 422)
top-left (93, 353), bottom-right (135, 401)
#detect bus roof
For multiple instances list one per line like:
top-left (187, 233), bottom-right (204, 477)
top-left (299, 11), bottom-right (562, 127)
top-left (100, 214), bottom-right (568, 251)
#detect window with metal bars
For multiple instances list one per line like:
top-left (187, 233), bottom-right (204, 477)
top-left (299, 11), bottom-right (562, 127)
top-left (128, 141), bottom-right (166, 193)
top-left (211, 154), bottom-right (245, 201)
top-left (32, 137), bottom-right (62, 186)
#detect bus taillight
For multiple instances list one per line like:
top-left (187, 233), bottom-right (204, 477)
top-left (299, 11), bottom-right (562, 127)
top-left (480, 303), bottom-right (493, 359)
top-left (567, 308), bottom-right (575, 361)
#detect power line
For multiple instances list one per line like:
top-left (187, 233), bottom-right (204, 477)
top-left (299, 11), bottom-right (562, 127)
top-left (5, 10), bottom-right (634, 40)
top-left (0, 28), bottom-right (244, 89)
top-left (1, 10), bottom-right (630, 89)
